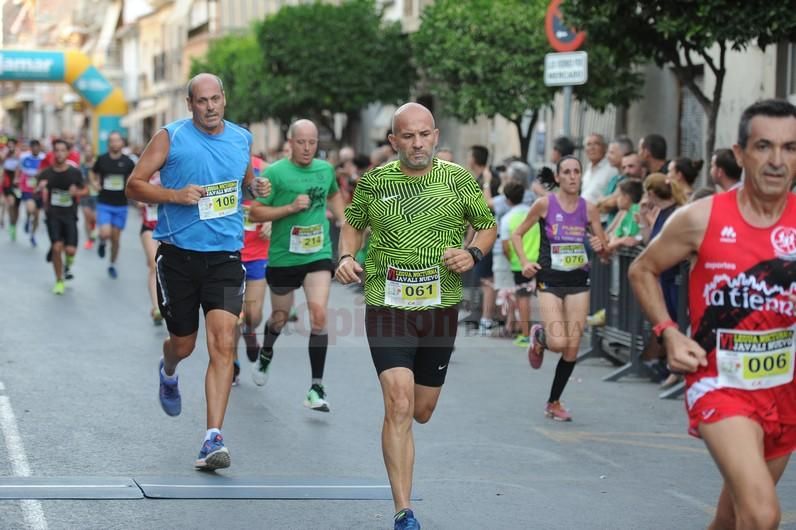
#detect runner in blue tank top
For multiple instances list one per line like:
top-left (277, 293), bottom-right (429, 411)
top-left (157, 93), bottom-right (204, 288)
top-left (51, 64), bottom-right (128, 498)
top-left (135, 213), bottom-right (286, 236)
top-left (126, 73), bottom-right (271, 470)
top-left (511, 156), bottom-right (609, 421)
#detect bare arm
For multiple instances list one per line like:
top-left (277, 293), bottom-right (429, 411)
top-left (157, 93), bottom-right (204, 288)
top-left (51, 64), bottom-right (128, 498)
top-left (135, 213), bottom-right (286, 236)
top-left (586, 201), bottom-right (610, 255)
top-left (89, 169), bottom-right (100, 193)
top-left (327, 191), bottom-right (346, 226)
top-left (125, 130), bottom-right (204, 205)
top-left (628, 201), bottom-right (711, 372)
top-left (248, 198), bottom-right (305, 223)
top-left (597, 189), bottom-right (620, 214)
top-left (335, 221), bottom-right (365, 284)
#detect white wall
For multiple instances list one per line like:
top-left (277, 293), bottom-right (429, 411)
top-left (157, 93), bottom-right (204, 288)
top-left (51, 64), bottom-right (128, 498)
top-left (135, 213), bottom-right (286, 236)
top-left (704, 44), bottom-right (778, 151)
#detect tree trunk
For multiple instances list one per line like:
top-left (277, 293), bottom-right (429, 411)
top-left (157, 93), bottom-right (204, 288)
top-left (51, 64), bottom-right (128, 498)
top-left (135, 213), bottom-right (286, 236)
top-left (704, 46), bottom-right (726, 167)
top-left (512, 110), bottom-right (539, 162)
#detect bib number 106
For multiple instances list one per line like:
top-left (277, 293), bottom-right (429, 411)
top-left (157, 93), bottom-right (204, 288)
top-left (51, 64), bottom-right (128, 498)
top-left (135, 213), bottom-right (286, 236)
top-left (214, 195), bottom-right (235, 208)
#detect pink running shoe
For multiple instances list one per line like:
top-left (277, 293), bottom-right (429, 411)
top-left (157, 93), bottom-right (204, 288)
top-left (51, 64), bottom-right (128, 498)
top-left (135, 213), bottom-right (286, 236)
top-left (528, 324), bottom-right (545, 369)
top-left (545, 401), bottom-right (572, 422)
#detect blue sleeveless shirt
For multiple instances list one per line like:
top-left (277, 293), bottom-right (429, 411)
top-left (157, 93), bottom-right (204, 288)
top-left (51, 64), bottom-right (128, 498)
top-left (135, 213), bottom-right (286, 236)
top-left (153, 119), bottom-right (251, 252)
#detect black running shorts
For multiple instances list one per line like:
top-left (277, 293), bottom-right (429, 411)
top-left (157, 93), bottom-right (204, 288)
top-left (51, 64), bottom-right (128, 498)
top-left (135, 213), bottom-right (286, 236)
top-left (155, 244), bottom-right (245, 337)
top-left (46, 214), bottom-right (78, 247)
top-left (365, 305), bottom-right (459, 387)
top-left (266, 258), bottom-right (334, 295)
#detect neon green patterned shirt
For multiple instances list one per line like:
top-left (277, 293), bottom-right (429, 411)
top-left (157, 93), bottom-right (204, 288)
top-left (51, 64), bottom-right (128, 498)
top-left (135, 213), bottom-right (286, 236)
top-left (345, 159), bottom-right (495, 310)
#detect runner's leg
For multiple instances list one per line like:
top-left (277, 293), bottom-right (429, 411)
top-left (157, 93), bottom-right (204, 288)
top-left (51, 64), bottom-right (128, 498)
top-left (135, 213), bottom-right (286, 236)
top-left (204, 309), bottom-right (238, 429)
top-left (380, 367), bottom-right (416, 514)
top-left (700, 417), bottom-right (784, 530)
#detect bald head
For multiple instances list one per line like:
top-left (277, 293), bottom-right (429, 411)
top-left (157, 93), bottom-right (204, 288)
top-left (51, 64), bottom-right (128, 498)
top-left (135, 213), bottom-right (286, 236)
top-left (388, 102), bottom-right (439, 175)
top-left (288, 119), bottom-right (318, 139)
top-left (391, 102), bottom-right (435, 135)
top-left (288, 119), bottom-right (319, 167)
top-left (187, 73), bottom-right (224, 100)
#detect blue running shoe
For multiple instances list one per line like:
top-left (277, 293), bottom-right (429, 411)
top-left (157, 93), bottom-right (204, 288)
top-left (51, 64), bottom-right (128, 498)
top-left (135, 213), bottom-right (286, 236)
top-left (195, 432), bottom-right (230, 470)
top-left (394, 509), bottom-right (420, 530)
top-left (159, 359), bottom-right (181, 417)
top-left (108, 265), bottom-right (118, 279)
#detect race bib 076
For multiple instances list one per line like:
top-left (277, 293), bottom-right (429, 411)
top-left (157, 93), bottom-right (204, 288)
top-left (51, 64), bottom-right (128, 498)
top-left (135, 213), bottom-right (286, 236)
top-left (550, 243), bottom-right (588, 272)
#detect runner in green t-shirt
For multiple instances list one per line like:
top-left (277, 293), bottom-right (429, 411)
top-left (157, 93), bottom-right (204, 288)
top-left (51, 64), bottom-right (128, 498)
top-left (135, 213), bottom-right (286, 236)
top-left (336, 103), bottom-right (496, 530)
top-left (248, 119), bottom-right (345, 412)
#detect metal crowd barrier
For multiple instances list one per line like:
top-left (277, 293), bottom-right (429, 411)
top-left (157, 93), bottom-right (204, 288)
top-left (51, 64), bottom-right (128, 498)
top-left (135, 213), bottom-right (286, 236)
top-left (577, 247), bottom-right (690, 399)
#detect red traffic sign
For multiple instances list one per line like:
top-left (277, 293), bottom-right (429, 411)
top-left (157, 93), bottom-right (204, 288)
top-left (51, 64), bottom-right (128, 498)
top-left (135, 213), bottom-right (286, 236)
top-left (545, 0), bottom-right (586, 52)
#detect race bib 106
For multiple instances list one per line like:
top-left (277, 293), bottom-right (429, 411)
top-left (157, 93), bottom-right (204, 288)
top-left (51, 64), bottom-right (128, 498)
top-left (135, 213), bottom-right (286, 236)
top-left (198, 180), bottom-right (238, 220)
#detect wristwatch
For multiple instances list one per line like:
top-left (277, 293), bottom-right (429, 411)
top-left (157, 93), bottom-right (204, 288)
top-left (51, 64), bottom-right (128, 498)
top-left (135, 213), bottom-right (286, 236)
top-left (653, 319), bottom-right (678, 343)
top-left (466, 247), bottom-right (483, 264)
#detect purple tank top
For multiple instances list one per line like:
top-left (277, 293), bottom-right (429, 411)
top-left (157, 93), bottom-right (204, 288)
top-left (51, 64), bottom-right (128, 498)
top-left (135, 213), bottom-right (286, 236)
top-left (537, 193), bottom-right (590, 277)
top-left (544, 193), bottom-right (588, 244)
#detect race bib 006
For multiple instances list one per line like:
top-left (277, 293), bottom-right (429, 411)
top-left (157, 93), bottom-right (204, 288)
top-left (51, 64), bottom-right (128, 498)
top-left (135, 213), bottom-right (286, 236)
top-left (716, 328), bottom-right (795, 391)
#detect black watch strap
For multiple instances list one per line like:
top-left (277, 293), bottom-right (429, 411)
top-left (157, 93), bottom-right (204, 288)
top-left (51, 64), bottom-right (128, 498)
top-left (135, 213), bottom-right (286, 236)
top-left (466, 247), bottom-right (483, 264)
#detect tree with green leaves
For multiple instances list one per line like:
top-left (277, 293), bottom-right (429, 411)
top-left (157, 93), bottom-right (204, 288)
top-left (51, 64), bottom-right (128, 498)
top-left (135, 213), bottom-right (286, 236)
top-left (190, 33), bottom-right (267, 125)
top-left (569, 0), bottom-right (796, 158)
top-left (255, 0), bottom-right (414, 142)
top-left (412, 0), bottom-right (642, 161)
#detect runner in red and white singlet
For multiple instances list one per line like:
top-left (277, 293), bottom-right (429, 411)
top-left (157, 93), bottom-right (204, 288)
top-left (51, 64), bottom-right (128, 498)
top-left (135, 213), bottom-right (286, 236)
top-left (686, 188), bottom-right (796, 451)
top-left (236, 156), bottom-right (271, 385)
top-left (630, 99), bottom-right (796, 529)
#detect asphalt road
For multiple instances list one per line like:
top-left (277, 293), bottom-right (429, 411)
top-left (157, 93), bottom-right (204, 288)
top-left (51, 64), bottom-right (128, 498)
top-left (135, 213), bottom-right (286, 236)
top-left (0, 212), bottom-right (794, 529)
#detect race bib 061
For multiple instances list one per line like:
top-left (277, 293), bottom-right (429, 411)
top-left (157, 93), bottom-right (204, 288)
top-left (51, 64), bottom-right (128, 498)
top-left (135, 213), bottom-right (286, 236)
top-left (384, 265), bottom-right (442, 308)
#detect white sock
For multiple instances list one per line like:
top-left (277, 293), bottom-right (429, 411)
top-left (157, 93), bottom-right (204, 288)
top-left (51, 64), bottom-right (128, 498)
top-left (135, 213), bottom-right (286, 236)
top-left (312, 378), bottom-right (322, 387)
top-left (204, 428), bottom-right (221, 442)
top-left (161, 366), bottom-right (177, 382)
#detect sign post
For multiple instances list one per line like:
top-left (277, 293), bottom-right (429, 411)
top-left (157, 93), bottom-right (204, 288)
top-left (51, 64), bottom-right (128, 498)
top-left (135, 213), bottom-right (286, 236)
top-left (545, 0), bottom-right (586, 138)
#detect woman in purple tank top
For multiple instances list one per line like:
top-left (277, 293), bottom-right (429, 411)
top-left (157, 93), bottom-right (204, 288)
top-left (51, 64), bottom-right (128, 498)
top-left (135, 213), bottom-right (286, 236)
top-left (510, 156), bottom-right (609, 421)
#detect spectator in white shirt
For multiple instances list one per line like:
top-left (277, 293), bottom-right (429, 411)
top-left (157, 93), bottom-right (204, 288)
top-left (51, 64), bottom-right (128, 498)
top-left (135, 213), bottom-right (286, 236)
top-left (580, 133), bottom-right (614, 210)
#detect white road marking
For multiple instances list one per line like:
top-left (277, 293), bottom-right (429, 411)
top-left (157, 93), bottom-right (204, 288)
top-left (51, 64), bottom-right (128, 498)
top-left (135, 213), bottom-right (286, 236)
top-left (0, 393), bottom-right (48, 529)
